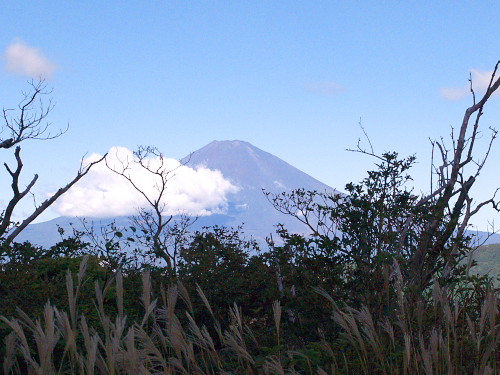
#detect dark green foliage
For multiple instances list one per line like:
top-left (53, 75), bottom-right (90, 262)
top-left (177, 227), bottom-right (278, 339)
top-left (179, 227), bottom-right (262, 303)
top-left (267, 152), bottom-right (480, 314)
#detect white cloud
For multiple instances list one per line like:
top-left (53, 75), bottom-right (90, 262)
top-left (4, 39), bottom-right (57, 78)
top-left (304, 81), bottom-right (344, 96)
top-left (440, 69), bottom-right (497, 100)
top-left (440, 87), bottom-right (468, 101)
top-left (54, 146), bottom-right (239, 218)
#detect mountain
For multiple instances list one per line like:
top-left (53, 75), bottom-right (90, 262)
top-left (17, 140), bottom-right (336, 247)
top-left (181, 140), bottom-right (335, 240)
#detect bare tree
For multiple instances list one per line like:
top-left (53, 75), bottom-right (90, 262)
top-left (347, 63), bottom-right (500, 292)
top-left (267, 61), bottom-right (500, 296)
top-left (1, 80), bottom-right (62, 149)
top-left (407, 62), bottom-right (500, 289)
top-left (106, 145), bottom-right (196, 273)
top-left (0, 80), bottom-right (106, 245)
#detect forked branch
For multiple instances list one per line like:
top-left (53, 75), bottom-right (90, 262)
top-left (3, 153), bottom-right (107, 245)
top-left (1, 79), bottom-right (66, 149)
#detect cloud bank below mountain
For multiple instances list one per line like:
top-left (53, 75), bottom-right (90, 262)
top-left (54, 146), bottom-right (239, 218)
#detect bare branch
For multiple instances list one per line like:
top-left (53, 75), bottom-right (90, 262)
top-left (0, 146), bottom-right (39, 236)
top-left (0, 81), bottom-right (107, 246)
top-left (407, 61), bottom-right (500, 288)
top-left (1, 79), bottom-right (66, 150)
top-left (4, 153), bottom-right (107, 244)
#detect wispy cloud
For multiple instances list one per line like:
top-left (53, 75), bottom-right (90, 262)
top-left (303, 81), bottom-right (345, 96)
top-left (4, 39), bottom-right (57, 79)
top-left (440, 69), bottom-right (497, 100)
top-left (54, 146), bottom-right (239, 218)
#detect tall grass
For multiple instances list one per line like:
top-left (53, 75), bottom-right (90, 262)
top-left (1, 256), bottom-right (499, 374)
top-left (1, 256), bottom-right (288, 374)
top-left (318, 260), bottom-right (500, 374)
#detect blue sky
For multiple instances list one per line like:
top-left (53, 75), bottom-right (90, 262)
top-left (0, 1), bottom-right (499, 230)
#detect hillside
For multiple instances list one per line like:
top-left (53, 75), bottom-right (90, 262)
top-left (469, 242), bottom-right (500, 282)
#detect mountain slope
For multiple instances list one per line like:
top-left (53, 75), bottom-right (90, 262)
top-left (185, 139), bottom-right (334, 213)
top-left (184, 140), bottom-right (331, 192)
top-left (181, 140), bottom-right (335, 240)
